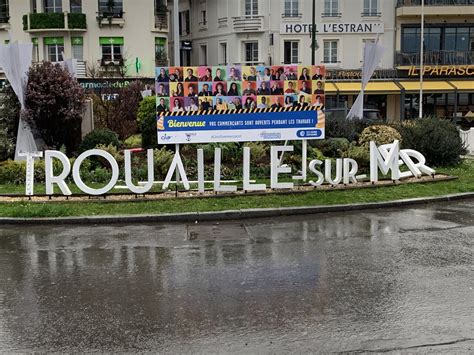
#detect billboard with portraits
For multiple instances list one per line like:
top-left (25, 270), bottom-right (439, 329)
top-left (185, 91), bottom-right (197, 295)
top-left (156, 65), bottom-right (326, 144)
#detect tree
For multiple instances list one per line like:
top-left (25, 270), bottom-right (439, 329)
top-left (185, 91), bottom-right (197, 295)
top-left (25, 62), bottom-right (85, 154)
top-left (0, 84), bottom-right (21, 159)
top-left (138, 96), bottom-right (158, 149)
top-left (93, 80), bottom-right (143, 140)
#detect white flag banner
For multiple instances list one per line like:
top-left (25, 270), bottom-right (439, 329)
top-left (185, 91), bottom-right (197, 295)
top-left (0, 42), bottom-right (37, 160)
top-left (347, 39), bottom-right (385, 120)
top-left (59, 53), bottom-right (78, 78)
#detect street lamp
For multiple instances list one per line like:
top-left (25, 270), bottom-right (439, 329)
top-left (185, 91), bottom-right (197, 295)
top-left (419, 0), bottom-right (424, 119)
top-left (311, 0), bottom-right (317, 65)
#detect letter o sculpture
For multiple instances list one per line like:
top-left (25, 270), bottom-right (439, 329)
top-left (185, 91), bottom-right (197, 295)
top-left (73, 149), bottom-right (120, 195)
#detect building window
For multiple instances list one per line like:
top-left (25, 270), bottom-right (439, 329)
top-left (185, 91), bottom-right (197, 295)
top-left (284, 41), bottom-right (299, 64)
top-left (155, 38), bottom-right (167, 65)
top-left (323, 40), bottom-right (338, 63)
top-left (200, 10), bottom-right (207, 26)
top-left (284, 0), bottom-right (299, 17)
top-left (100, 37), bottom-right (123, 63)
top-left (72, 37), bottom-right (83, 60)
top-left (445, 27), bottom-right (474, 52)
top-left (45, 37), bottom-right (64, 62)
top-left (220, 42), bottom-right (228, 65)
top-left (200, 44), bottom-right (208, 65)
top-left (363, 0), bottom-right (378, 16)
top-left (245, 0), bottom-right (258, 16)
top-left (323, 0), bottom-right (339, 17)
top-left (44, 0), bottom-right (62, 13)
top-left (244, 41), bottom-right (259, 65)
top-left (179, 10), bottom-right (190, 35)
top-left (98, 0), bottom-right (123, 17)
top-left (0, 0), bottom-right (8, 23)
top-left (70, 0), bottom-right (82, 13)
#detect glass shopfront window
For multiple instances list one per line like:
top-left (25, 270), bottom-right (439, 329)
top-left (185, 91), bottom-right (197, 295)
top-left (402, 25), bottom-right (474, 52)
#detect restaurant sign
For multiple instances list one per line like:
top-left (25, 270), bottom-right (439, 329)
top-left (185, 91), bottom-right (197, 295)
top-left (405, 65), bottom-right (474, 77)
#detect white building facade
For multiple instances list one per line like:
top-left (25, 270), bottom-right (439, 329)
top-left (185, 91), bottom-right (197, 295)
top-left (0, 0), bottom-right (169, 78)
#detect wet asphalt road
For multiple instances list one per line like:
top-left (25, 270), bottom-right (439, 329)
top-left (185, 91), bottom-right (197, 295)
top-left (0, 200), bottom-right (472, 353)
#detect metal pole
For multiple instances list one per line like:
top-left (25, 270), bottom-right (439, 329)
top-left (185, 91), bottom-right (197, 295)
top-left (173, 0), bottom-right (180, 66)
top-left (419, 0), bottom-right (424, 119)
top-left (311, 0), bottom-right (316, 65)
top-left (173, 0), bottom-right (180, 185)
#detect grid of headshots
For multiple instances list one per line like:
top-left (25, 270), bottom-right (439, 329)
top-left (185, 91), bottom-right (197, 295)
top-left (155, 65), bottom-right (326, 114)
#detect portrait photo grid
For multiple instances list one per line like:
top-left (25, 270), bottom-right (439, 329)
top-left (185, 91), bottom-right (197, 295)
top-left (155, 65), bottom-right (326, 115)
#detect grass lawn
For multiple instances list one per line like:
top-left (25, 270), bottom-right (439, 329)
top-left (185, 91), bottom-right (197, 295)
top-left (0, 161), bottom-right (472, 218)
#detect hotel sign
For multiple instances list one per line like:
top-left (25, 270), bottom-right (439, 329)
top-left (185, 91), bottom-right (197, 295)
top-left (281, 23), bottom-right (384, 35)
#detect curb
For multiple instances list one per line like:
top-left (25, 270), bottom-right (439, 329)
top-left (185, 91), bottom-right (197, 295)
top-left (0, 192), bottom-right (473, 226)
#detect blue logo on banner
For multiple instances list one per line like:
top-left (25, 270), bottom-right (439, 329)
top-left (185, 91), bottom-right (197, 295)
top-left (297, 130), bottom-right (322, 138)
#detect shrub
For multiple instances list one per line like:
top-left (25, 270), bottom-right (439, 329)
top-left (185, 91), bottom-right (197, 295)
top-left (313, 138), bottom-right (350, 158)
top-left (246, 142), bottom-right (269, 165)
top-left (124, 134), bottom-right (142, 149)
top-left (358, 125), bottom-right (402, 147)
top-left (0, 128), bottom-right (14, 162)
top-left (138, 96), bottom-right (158, 149)
top-left (326, 116), bottom-right (373, 142)
top-left (154, 147), bottom-right (174, 179)
top-left (396, 118), bottom-right (466, 166)
top-left (342, 144), bottom-right (371, 173)
top-left (79, 128), bottom-right (121, 153)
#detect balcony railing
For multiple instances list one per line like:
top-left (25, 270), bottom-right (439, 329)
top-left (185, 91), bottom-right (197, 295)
top-left (232, 16), bottom-right (264, 33)
top-left (321, 12), bottom-right (342, 17)
top-left (23, 12), bottom-right (86, 31)
top-left (397, 0), bottom-right (474, 7)
top-left (395, 50), bottom-right (474, 65)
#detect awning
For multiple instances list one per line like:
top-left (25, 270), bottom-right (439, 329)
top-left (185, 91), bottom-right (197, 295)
top-left (449, 81), bottom-right (473, 92)
top-left (331, 81), bottom-right (400, 94)
top-left (398, 81), bottom-right (454, 93)
top-left (324, 82), bottom-right (338, 93)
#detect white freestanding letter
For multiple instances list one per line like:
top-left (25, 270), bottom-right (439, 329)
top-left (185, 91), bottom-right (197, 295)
top-left (124, 149), bottom-right (154, 194)
top-left (343, 158), bottom-right (359, 185)
top-left (243, 147), bottom-right (266, 191)
top-left (325, 159), bottom-right (343, 186)
top-left (214, 148), bottom-right (237, 192)
top-left (163, 150), bottom-right (190, 190)
top-left (370, 140), bottom-right (400, 183)
top-left (20, 151), bottom-right (43, 196)
top-left (73, 149), bottom-right (119, 195)
top-left (308, 159), bottom-right (324, 186)
top-left (45, 150), bottom-right (72, 196)
top-left (197, 148), bottom-right (205, 193)
top-left (271, 146), bottom-right (294, 189)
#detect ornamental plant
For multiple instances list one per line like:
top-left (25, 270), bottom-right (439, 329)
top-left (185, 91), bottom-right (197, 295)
top-left (25, 62), bottom-right (86, 154)
top-left (358, 125), bottom-right (402, 147)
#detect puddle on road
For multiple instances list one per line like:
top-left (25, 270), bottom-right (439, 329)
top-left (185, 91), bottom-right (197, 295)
top-left (187, 223), bottom-right (250, 241)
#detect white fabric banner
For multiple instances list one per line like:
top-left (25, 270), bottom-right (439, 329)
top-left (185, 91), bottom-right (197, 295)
top-left (0, 42), bottom-right (37, 160)
top-left (347, 40), bottom-right (385, 120)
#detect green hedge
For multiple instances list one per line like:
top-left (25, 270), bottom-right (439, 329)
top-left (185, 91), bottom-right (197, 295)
top-left (68, 13), bottom-right (87, 29)
top-left (25, 13), bottom-right (65, 30)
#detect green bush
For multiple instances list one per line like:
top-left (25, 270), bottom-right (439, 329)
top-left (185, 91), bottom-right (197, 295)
top-left (313, 138), bottom-right (350, 158)
top-left (79, 128), bottom-right (121, 153)
top-left (124, 134), bottom-right (142, 149)
top-left (342, 144), bottom-right (371, 173)
top-left (0, 129), bottom-right (14, 162)
top-left (395, 118), bottom-right (466, 166)
top-left (326, 116), bottom-right (373, 142)
top-left (358, 125), bottom-right (402, 147)
top-left (154, 147), bottom-right (174, 180)
top-left (138, 97), bottom-right (158, 149)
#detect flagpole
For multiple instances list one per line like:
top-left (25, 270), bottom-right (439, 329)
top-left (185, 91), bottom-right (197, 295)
top-left (173, 0), bottom-right (181, 185)
top-left (419, 0), bottom-right (424, 119)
